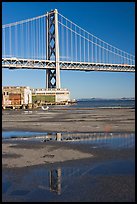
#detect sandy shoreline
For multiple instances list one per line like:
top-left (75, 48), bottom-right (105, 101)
top-left (2, 107), bottom-right (135, 168)
top-left (2, 107), bottom-right (135, 202)
top-left (2, 107), bottom-right (135, 132)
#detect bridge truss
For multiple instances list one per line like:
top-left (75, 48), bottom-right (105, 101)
top-left (2, 58), bottom-right (135, 72)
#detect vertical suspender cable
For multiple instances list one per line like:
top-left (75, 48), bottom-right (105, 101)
top-left (62, 16), bottom-right (64, 61)
top-left (80, 28), bottom-right (81, 62)
top-left (37, 19), bottom-right (38, 59)
top-left (83, 32), bottom-right (85, 62)
top-left (96, 38), bottom-right (98, 63)
top-left (92, 35), bottom-right (93, 63)
top-left (36, 19), bottom-right (38, 59)
top-left (71, 22), bottom-right (72, 62)
top-left (128, 54), bottom-right (129, 65)
top-left (96, 37), bottom-right (97, 63)
top-left (110, 45), bottom-right (111, 64)
top-left (118, 50), bottom-right (119, 64)
top-left (102, 42), bottom-right (103, 63)
top-left (120, 50), bottom-right (121, 64)
top-left (100, 41), bottom-right (103, 63)
top-left (44, 16), bottom-right (45, 60)
top-left (26, 22), bottom-right (29, 59)
top-left (3, 28), bottom-right (5, 57)
top-left (39, 17), bottom-right (40, 59)
top-left (40, 18), bottom-right (44, 59)
top-left (66, 20), bottom-right (68, 61)
top-left (99, 40), bottom-right (101, 63)
top-left (25, 22), bottom-right (27, 59)
top-left (37, 19), bottom-right (39, 59)
top-left (75, 25), bottom-right (77, 62)
top-left (65, 19), bottom-right (67, 61)
top-left (15, 25), bottom-right (18, 57)
top-left (107, 44), bottom-right (108, 64)
top-left (95, 37), bottom-right (96, 63)
top-left (88, 33), bottom-right (89, 62)
top-left (9, 26), bottom-right (11, 58)
top-left (30, 20), bottom-right (32, 59)
top-left (115, 48), bottom-right (117, 64)
top-left (99, 40), bottom-right (100, 63)
top-left (108, 45), bottom-right (110, 64)
top-left (35, 19), bottom-right (38, 60)
top-left (59, 15), bottom-right (61, 60)
top-left (42, 16), bottom-right (46, 59)
top-left (60, 17), bottom-right (62, 60)
top-left (116, 48), bottom-right (117, 64)
top-left (112, 47), bottom-right (113, 64)
top-left (28, 21), bottom-right (30, 59)
top-left (33, 20), bottom-right (35, 60)
top-left (113, 47), bottom-right (115, 65)
top-left (21, 23), bottom-right (23, 58)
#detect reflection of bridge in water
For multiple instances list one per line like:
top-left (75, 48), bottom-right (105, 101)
top-left (46, 132), bottom-right (135, 195)
top-left (4, 132), bottom-right (134, 149)
top-left (3, 132), bottom-right (134, 198)
top-left (49, 168), bottom-right (61, 195)
top-left (45, 132), bottom-right (135, 149)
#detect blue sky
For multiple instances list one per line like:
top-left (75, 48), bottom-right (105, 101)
top-left (2, 2), bottom-right (135, 99)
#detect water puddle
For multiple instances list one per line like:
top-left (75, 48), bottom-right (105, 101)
top-left (2, 131), bottom-right (48, 139)
top-left (59, 132), bottom-right (135, 149)
top-left (2, 131), bottom-right (135, 149)
top-left (2, 131), bottom-right (135, 201)
top-left (2, 158), bottom-right (135, 202)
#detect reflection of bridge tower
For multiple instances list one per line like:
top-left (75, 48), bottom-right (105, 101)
top-left (46, 9), bottom-right (60, 89)
top-left (49, 168), bottom-right (61, 195)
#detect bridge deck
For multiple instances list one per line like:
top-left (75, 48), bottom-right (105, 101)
top-left (2, 58), bottom-right (135, 72)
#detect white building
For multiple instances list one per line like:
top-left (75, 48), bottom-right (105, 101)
top-left (31, 88), bottom-right (70, 103)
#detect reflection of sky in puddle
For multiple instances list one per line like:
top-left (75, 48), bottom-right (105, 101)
top-left (2, 131), bottom-right (48, 139)
top-left (2, 159), bottom-right (135, 202)
top-left (2, 131), bottom-right (135, 149)
top-left (67, 133), bottom-right (135, 149)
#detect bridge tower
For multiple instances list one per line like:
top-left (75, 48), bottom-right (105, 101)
top-left (46, 9), bottom-right (60, 89)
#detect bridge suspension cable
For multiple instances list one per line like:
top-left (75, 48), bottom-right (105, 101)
top-left (2, 10), bottom-right (135, 67)
top-left (58, 12), bottom-right (135, 65)
top-left (2, 13), bottom-right (50, 28)
top-left (2, 13), bottom-right (48, 60)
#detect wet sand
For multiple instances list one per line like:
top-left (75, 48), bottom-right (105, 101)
top-left (2, 107), bottom-right (135, 168)
top-left (2, 140), bottom-right (135, 202)
top-left (2, 140), bottom-right (93, 168)
top-left (2, 138), bottom-right (135, 168)
top-left (2, 108), bottom-right (135, 202)
top-left (2, 107), bottom-right (135, 132)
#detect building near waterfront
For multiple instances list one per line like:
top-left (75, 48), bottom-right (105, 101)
top-left (31, 88), bottom-right (70, 105)
top-left (2, 86), bottom-right (32, 109)
top-left (2, 86), bottom-right (71, 109)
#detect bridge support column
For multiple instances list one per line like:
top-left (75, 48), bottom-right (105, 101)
top-left (46, 9), bottom-right (60, 89)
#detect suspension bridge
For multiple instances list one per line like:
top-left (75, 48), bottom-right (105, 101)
top-left (2, 9), bottom-right (135, 89)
